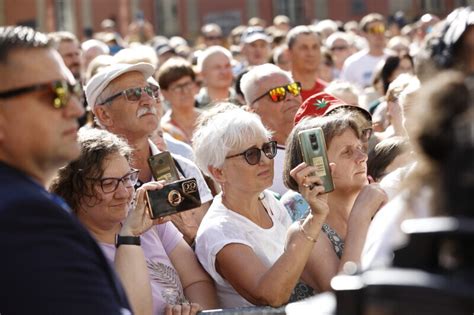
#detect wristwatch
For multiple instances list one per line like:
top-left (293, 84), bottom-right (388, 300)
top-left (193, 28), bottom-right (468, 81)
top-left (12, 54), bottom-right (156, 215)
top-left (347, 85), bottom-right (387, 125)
top-left (115, 234), bottom-right (141, 248)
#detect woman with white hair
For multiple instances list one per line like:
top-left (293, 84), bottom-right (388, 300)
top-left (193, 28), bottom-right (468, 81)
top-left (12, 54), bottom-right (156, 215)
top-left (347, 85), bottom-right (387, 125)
top-left (192, 103), bottom-right (328, 308)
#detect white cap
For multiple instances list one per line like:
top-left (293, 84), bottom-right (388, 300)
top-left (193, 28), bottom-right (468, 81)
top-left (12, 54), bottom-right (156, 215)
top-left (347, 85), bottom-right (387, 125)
top-left (241, 27), bottom-right (271, 44)
top-left (85, 62), bottom-right (155, 111)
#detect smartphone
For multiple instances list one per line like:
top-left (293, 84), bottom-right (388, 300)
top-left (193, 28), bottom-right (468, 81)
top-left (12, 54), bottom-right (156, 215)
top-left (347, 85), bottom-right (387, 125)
top-left (148, 151), bottom-right (179, 183)
top-left (145, 177), bottom-right (201, 219)
top-left (298, 127), bottom-right (334, 193)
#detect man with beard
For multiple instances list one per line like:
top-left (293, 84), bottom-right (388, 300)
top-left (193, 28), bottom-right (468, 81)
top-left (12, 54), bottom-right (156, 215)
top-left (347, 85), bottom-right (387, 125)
top-left (86, 63), bottom-right (213, 245)
top-left (240, 63), bottom-right (303, 196)
top-left (49, 31), bottom-right (83, 82)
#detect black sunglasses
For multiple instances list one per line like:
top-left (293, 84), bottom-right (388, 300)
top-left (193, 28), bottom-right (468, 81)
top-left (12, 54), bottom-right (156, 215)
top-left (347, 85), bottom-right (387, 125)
top-left (226, 141), bottom-right (277, 165)
top-left (252, 82), bottom-right (301, 104)
top-left (101, 85), bottom-right (160, 104)
top-left (0, 80), bottom-right (83, 109)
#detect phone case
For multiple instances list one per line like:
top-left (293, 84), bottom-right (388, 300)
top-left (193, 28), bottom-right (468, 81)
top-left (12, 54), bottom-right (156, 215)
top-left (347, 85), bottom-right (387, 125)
top-left (145, 177), bottom-right (201, 219)
top-left (148, 151), bottom-right (179, 183)
top-left (298, 127), bottom-right (334, 193)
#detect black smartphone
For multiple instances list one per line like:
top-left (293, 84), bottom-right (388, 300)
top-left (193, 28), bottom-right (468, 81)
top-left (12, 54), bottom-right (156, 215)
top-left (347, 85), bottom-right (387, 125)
top-left (145, 177), bottom-right (201, 219)
top-left (148, 151), bottom-right (179, 183)
top-left (298, 127), bottom-right (334, 193)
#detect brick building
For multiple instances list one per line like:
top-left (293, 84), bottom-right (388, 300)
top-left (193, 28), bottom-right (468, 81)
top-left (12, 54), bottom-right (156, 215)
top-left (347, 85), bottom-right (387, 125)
top-left (0, 0), bottom-right (472, 42)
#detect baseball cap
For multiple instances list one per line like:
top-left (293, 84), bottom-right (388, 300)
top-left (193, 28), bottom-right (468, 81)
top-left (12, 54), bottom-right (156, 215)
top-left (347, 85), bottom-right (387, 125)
top-left (294, 91), bottom-right (372, 125)
top-left (241, 27), bottom-right (271, 44)
top-left (85, 62), bottom-right (155, 111)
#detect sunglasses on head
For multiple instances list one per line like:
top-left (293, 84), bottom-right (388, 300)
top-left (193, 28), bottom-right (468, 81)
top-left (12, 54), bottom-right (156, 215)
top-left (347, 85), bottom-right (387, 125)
top-left (367, 24), bottom-right (385, 35)
top-left (102, 85), bottom-right (160, 104)
top-left (0, 79), bottom-right (83, 109)
top-left (252, 82), bottom-right (301, 104)
top-left (226, 141), bottom-right (277, 165)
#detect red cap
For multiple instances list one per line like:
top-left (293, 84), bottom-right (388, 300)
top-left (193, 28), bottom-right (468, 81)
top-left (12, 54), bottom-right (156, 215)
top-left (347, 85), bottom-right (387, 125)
top-left (294, 91), bottom-right (372, 125)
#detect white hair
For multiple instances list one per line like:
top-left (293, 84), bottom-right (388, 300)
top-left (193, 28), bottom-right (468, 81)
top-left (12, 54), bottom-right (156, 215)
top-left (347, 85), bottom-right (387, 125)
top-left (81, 39), bottom-right (110, 55)
top-left (325, 31), bottom-right (353, 49)
top-left (113, 45), bottom-right (158, 68)
top-left (192, 103), bottom-right (272, 178)
top-left (196, 45), bottom-right (232, 72)
top-left (240, 63), bottom-right (293, 105)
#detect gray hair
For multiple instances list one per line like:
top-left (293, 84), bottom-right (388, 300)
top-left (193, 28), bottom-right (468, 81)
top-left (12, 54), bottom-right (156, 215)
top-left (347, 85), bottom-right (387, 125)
top-left (0, 26), bottom-right (51, 63)
top-left (192, 102), bottom-right (272, 178)
top-left (196, 45), bottom-right (232, 72)
top-left (240, 63), bottom-right (293, 105)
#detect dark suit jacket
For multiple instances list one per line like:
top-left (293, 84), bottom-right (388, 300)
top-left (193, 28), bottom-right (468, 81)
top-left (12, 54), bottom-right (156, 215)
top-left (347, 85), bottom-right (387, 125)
top-left (0, 162), bottom-right (132, 315)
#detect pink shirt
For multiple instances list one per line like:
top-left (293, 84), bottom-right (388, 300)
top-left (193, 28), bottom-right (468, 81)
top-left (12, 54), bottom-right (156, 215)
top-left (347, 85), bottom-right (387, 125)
top-left (100, 222), bottom-right (184, 315)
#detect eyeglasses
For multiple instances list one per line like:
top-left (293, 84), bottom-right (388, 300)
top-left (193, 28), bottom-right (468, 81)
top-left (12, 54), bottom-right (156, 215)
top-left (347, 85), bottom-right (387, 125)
top-left (101, 85), bottom-right (160, 104)
top-left (331, 45), bottom-right (349, 51)
top-left (226, 141), bottom-right (277, 165)
top-left (90, 169), bottom-right (140, 193)
top-left (168, 80), bottom-right (195, 94)
top-left (0, 80), bottom-right (83, 109)
top-left (367, 24), bottom-right (385, 35)
top-left (252, 82), bottom-right (301, 104)
top-left (205, 35), bottom-right (222, 41)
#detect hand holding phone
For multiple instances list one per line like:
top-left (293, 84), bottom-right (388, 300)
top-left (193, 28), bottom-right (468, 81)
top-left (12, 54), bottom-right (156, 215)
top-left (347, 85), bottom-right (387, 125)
top-left (298, 127), bottom-right (334, 193)
top-left (145, 177), bottom-right (201, 219)
top-left (148, 151), bottom-right (179, 183)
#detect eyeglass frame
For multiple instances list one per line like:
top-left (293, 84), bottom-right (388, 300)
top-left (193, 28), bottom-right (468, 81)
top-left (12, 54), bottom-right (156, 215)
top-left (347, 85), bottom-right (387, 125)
top-left (88, 169), bottom-right (140, 193)
top-left (168, 80), bottom-right (196, 94)
top-left (225, 141), bottom-right (278, 165)
top-left (0, 79), bottom-right (83, 109)
top-left (251, 82), bottom-right (302, 104)
top-left (101, 85), bottom-right (160, 105)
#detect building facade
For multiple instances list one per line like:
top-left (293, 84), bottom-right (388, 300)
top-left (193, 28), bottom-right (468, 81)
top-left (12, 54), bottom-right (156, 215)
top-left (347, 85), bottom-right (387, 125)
top-left (0, 0), bottom-right (472, 42)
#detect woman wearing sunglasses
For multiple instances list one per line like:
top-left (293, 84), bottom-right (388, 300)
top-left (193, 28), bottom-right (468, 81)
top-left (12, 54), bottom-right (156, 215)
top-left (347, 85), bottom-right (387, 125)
top-left (192, 103), bottom-right (329, 308)
top-left (50, 127), bottom-right (218, 315)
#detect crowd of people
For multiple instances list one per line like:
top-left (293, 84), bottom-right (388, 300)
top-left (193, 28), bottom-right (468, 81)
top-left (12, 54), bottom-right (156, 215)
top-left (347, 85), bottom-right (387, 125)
top-left (0, 6), bottom-right (473, 315)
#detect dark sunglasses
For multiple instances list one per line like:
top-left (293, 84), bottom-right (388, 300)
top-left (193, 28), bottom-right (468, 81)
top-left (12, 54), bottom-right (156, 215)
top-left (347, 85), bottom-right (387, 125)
top-left (367, 24), bottom-right (385, 35)
top-left (89, 169), bottom-right (140, 194)
top-left (331, 45), bottom-right (349, 51)
top-left (252, 82), bottom-right (301, 104)
top-left (102, 85), bottom-right (160, 104)
top-left (0, 80), bottom-right (83, 109)
top-left (226, 141), bottom-right (277, 165)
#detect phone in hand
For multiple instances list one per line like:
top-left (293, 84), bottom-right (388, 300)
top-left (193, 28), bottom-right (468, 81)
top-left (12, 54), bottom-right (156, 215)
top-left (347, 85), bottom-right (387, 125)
top-left (148, 151), bottom-right (179, 183)
top-left (145, 177), bottom-right (201, 219)
top-left (298, 127), bottom-right (334, 193)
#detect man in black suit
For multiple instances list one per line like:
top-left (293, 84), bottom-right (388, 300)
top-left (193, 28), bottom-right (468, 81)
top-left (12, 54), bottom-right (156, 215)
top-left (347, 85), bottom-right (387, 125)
top-left (0, 26), bottom-right (137, 314)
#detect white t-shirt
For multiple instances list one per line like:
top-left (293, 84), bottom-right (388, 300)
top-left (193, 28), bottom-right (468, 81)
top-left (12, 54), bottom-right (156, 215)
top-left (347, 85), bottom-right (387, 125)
top-left (195, 190), bottom-right (293, 308)
top-left (341, 49), bottom-right (391, 88)
top-left (268, 145), bottom-right (287, 197)
top-left (164, 132), bottom-right (195, 161)
top-left (149, 139), bottom-right (213, 204)
top-left (361, 187), bottom-right (432, 270)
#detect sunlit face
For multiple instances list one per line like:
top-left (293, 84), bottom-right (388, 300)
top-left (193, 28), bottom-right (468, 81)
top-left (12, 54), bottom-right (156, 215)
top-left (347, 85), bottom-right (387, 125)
top-left (161, 75), bottom-right (198, 109)
top-left (365, 22), bottom-right (386, 51)
top-left (242, 39), bottom-right (271, 66)
top-left (221, 135), bottom-right (274, 193)
top-left (201, 52), bottom-right (233, 89)
top-left (289, 33), bottom-right (321, 72)
top-left (57, 40), bottom-right (82, 79)
top-left (0, 48), bottom-right (84, 181)
top-left (96, 71), bottom-right (161, 139)
top-left (328, 128), bottom-right (368, 193)
top-left (79, 153), bottom-right (134, 231)
top-left (251, 73), bottom-right (302, 141)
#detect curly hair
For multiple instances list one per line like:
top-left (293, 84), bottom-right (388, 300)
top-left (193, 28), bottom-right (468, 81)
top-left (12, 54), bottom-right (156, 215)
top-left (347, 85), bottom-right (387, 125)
top-left (49, 127), bottom-right (133, 212)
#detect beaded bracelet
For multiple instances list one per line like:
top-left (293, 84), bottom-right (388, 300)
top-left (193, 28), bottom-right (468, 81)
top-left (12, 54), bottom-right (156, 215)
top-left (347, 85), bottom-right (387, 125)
top-left (299, 222), bottom-right (317, 243)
